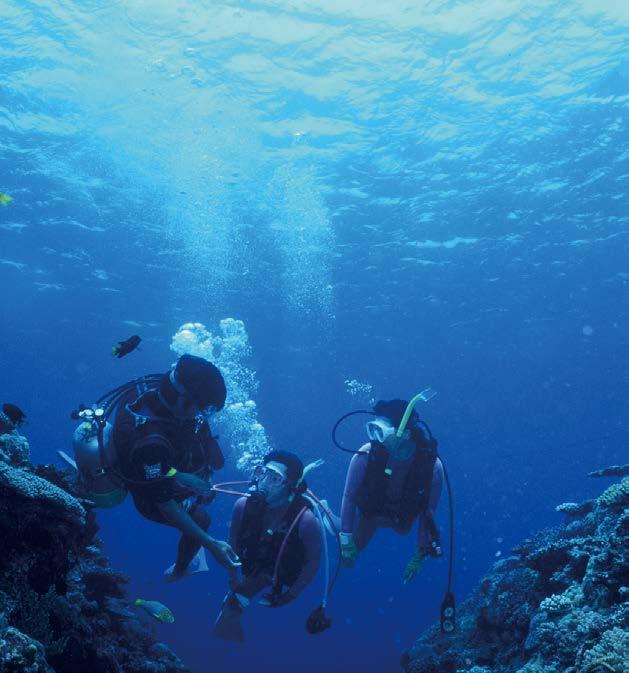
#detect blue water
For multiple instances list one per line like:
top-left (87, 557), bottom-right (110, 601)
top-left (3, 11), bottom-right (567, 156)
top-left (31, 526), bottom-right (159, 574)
top-left (1, 1), bottom-right (628, 671)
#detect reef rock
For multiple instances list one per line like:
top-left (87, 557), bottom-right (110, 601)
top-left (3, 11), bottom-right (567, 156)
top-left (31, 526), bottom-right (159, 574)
top-left (0, 432), bottom-right (30, 467)
top-left (0, 622), bottom-right (52, 673)
top-left (403, 476), bottom-right (629, 673)
top-left (588, 465), bottom-right (629, 479)
top-left (0, 442), bottom-right (188, 672)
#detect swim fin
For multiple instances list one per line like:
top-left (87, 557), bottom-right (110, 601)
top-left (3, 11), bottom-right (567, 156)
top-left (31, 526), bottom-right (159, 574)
top-left (57, 450), bottom-right (78, 471)
top-left (214, 592), bottom-right (245, 642)
top-left (164, 547), bottom-right (209, 583)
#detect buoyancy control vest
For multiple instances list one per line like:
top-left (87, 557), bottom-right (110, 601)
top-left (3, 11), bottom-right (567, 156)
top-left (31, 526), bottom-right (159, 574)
top-left (235, 493), bottom-right (308, 588)
top-left (357, 439), bottom-right (438, 529)
top-left (112, 389), bottom-right (223, 495)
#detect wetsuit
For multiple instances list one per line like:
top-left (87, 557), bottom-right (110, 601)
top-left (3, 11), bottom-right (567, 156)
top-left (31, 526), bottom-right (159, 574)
top-left (341, 443), bottom-right (443, 552)
top-left (113, 389), bottom-right (224, 568)
top-left (214, 496), bottom-right (321, 640)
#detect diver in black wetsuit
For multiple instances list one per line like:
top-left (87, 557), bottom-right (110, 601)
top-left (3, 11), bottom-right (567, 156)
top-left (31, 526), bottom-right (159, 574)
top-left (112, 354), bottom-right (240, 576)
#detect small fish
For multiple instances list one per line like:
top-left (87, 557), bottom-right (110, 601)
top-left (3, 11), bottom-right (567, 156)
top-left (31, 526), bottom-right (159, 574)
top-left (134, 599), bottom-right (174, 623)
top-left (0, 192), bottom-right (13, 206)
top-left (2, 403), bottom-right (26, 426)
top-left (112, 335), bottom-right (141, 358)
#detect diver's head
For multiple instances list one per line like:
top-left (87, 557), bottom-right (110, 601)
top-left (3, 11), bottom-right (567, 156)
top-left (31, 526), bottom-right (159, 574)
top-left (159, 354), bottom-right (227, 419)
top-left (253, 451), bottom-right (305, 507)
top-left (368, 399), bottom-right (422, 456)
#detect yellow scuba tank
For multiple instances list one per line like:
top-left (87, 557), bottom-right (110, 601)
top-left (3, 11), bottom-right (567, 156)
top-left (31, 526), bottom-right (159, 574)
top-left (72, 409), bottom-right (127, 508)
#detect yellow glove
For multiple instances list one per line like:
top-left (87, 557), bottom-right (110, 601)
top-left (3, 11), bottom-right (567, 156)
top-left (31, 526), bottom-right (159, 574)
top-left (340, 532), bottom-right (358, 568)
top-left (403, 550), bottom-right (425, 584)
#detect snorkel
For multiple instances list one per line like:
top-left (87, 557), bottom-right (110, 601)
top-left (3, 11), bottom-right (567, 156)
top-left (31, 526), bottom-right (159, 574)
top-left (395, 388), bottom-right (436, 438)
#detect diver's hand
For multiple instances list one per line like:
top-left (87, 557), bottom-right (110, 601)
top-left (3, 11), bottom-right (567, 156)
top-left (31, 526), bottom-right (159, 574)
top-left (403, 550), bottom-right (425, 584)
top-left (206, 537), bottom-right (241, 570)
top-left (340, 532), bottom-right (358, 568)
top-left (175, 472), bottom-right (213, 497)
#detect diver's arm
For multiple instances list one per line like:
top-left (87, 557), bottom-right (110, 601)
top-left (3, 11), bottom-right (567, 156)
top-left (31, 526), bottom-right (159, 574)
top-left (417, 457), bottom-right (444, 553)
top-left (285, 511), bottom-right (322, 599)
top-left (340, 446), bottom-right (370, 533)
top-left (157, 499), bottom-right (240, 569)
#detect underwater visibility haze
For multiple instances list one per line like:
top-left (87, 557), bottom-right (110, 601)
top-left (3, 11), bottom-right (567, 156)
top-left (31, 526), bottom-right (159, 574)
top-left (1, 1), bottom-right (628, 672)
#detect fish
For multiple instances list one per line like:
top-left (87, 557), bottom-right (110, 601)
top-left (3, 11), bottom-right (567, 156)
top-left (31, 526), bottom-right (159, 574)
top-left (0, 192), bottom-right (13, 206)
top-left (2, 403), bottom-right (26, 426)
top-left (111, 335), bottom-right (141, 358)
top-left (134, 599), bottom-right (174, 623)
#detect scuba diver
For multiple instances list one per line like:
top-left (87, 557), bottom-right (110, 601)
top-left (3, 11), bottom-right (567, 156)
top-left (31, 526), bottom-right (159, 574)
top-left (214, 451), bottom-right (324, 641)
top-left (337, 397), bottom-right (444, 581)
top-left (68, 354), bottom-right (240, 576)
top-left (332, 391), bottom-right (456, 634)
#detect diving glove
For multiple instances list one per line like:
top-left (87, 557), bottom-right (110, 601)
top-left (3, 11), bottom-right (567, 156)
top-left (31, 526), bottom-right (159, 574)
top-left (403, 550), bottom-right (425, 584)
top-left (340, 532), bottom-right (358, 567)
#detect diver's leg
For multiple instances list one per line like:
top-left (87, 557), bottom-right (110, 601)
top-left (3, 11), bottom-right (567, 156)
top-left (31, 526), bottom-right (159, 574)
top-left (235, 573), bottom-right (268, 598)
top-left (174, 504), bottom-right (210, 574)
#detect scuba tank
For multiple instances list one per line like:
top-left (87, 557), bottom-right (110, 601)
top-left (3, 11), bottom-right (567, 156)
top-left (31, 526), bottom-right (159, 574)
top-left (68, 374), bottom-right (163, 507)
top-left (72, 408), bottom-right (127, 508)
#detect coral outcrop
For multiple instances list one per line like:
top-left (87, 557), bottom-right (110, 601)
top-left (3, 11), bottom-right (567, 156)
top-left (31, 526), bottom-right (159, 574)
top-left (403, 470), bottom-right (629, 673)
top-left (0, 432), bottom-right (187, 673)
top-left (0, 412), bottom-right (30, 467)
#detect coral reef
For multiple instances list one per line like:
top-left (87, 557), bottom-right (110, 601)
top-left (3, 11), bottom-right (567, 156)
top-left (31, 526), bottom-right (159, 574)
top-left (403, 467), bottom-right (629, 673)
top-left (0, 425), bottom-right (30, 467)
top-left (0, 437), bottom-right (188, 672)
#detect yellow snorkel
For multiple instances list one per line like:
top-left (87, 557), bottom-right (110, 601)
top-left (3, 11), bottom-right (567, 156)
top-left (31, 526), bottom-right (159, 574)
top-left (395, 387), bottom-right (437, 438)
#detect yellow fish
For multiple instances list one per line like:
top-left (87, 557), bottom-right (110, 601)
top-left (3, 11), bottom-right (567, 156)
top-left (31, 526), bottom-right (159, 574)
top-left (0, 192), bottom-right (13, 206)
top-left (134, 598), bottom-right (174, 623)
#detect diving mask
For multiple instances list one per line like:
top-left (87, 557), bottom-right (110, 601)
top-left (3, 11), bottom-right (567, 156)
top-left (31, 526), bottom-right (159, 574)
top-left (252, 463), bottom-right (287, 488)
top-left (366, 418), bottom-right (396, 443)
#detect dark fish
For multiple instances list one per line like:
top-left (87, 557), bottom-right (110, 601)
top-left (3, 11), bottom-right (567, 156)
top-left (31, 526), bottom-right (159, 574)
top-left (112, 335), bottom-right (141, 359)
top-left (2, 403), bottom-right (26, 426)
